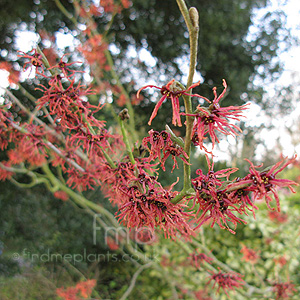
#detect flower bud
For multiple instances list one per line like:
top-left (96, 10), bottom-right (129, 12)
top-left (189, 7), bottom-right (199, 29)
top-left (119, 108), bottom-right (130, 120)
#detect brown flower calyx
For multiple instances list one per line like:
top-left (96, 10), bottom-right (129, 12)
top-left (119, 108), bottom-right (130, 120)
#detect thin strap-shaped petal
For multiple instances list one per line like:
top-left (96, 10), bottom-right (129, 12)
top-left (148, 94), bottom-right (168, 125)
top-left (213, 79), bottom-right (227, 104)
top-left (171, 94), bottom-right (182, 126)
top-left (183, 91), bottom-right (211, 103)
top-left (186, 81), bottom-right (201, 90)
top-left (137, 84), bottom-right (162, 98)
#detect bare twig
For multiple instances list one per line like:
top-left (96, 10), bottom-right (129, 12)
top-left (119, 262), bottom-right (153, 300)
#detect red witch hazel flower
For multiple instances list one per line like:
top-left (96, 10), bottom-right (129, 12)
top-left (18, 48), bottom-right (46, 77)
top-left (268, 211), bottom-right (288, 223)
top-left (54, 190), bottom-right (69, 201)
top-left (0, 162), bottom-right (14, 181)
top-left (186, 79), bottom-right (249, 151)
top-left (56, 279), bottom-right (96, 300)
top-left (142, 129), bottom-right (189, 172)
top-left (116, 170), bottom-right (193, 239)
top-left (189, 251), bottom-right (213, 269)
top-left (161, 143), bottom-right (190, 172)
top-left (207, 269), bottom-right (245, 296)
top-left (69, 128), bottom-right (112, 155)
top-left (48, 54), bottom-right (84, 79)
top-left (142, 129), bottom-right (171, 161)
top-left (56, 286), bottom-right (79, 300)
top-left (76, 279), bottom-right (97, 298)
top-left (240, 244), bottom-right (260, 264)
top-left (272, 281), bottom-right (296, 300)
top-left (242, 155), bottom-right (298, 211)
top-left (192, 155), bottom-right (247, 234)
top-left (137, 79), bottom-right (209, 126)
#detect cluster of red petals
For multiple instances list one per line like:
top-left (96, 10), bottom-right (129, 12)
top-left (0, 122), bottom-right (50, 168)
top-left (130, 227), bottom-right (158, 244)
top-left (192, 155), bottom-right (255, 234)
top-left (274, 256), bottom-right (287, 267)
top-left (106, 236), bottom-right (120, 251)
top-left (240, 245), bottom-right (260, 264)
top-left (187, 80), bottom-right (249, 151)
top-left (77, 34), bottom-right (109, 73)
top-left (18, 49), bottom-right (46, 77)
top-left (0, 162), bottom-right (14, 181)
top-left (138, 79), bottom-right (208, 127)
top-left (99, 0), bottom-right (118, 13)
top-left (48, 54), bottom-right (84, 78)
top-left (78, 0), bottom-right (131, 19)
top-left (54, 190), bottom-right (69, 201)
top-left (189, 251), bottom-right (213, 269)
top-left (56, 279), bottom-right (96, 300)
top-left (268, 211), bottom-right (289, 223)
top-left (193, 290), bottom-right (213, 300)
top-left (272, 281), bottom-right (296, 300)
top-left (142, 129), bottom-right (189, 172)
top-left (36, 80), bottom-right (103, 129)
top-left (0, 108), bottom-right (15, 151)
top-left (121, 0), bottom-right (132, 9)
top-left (207, 269), bottom-right (245, 296)
top-left (16, 124), bottom-right (48, 166)
top-left (110, 159), bottom-right (193, 239)
top-left (56, 286), bottom-right (78, 300)
top-left (192, 154), bottom-right (297, 233)
top-left (0, 106), bottom-right (12, 128)
top-left (69, 128), bottom-right (113, 155)
top-left (0, 50), bottom-right (124, 195)
top-left (233, 155), bottom-right (298, 212)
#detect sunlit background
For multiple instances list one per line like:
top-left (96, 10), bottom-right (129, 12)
top-left (1, 0), bottom-right (299, 162)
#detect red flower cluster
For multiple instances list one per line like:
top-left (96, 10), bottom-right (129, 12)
top-left (268, 211), bottom-right (289, 223)
top-left (36, 80), bottom-right (103, 130)
top-left (114, 161), bottom-right (193, 238)
top-left (77, 34), bottom-right (109, 74)
top-left (142, 129), bottom-right (189, 172)
top-left (138, 79), bottom-right (209, 126)
top-left (189, 251), bottom-right (213, 269)
top-left (69, 128), bottom-right (113, 155)
top-left (192, 156), bottom-right (254, 233)
top-left (240, 245), bottom-right (260, 264)
top-left (106, 236), bottom-right (120, 251)
top-left (56, 279), bottom-right (96, 300)
top-left (0, 50), bottom-right (122, 195)
top-left (0, 123), bottom-right (51, 168)
top-left (272, 281), bottom-right (296, 300)
top-left (186, 80), bottom-right (249, 151)
top-left (191, 154), bottom-right (297, 233)
top-left (54, 190), bottom-right (69, 201)
top-left (0, 162), bottom-right (14, 181)
top-left (207, 269), bottom-right (245, 296)
top-left (237, 155), bottom-right (298, 212)
top-left (48, 54), bottom-right (84, 78)
top-left (18, 48), bottom-right (45, 77)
